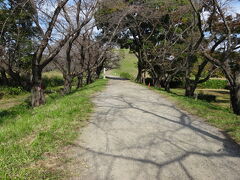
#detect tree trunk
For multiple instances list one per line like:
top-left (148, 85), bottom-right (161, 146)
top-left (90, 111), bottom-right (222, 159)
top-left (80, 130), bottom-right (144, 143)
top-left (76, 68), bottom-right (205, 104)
top-left (164, 82), bottom-right (170, 92)
top-left (77, 74), bottom-right (83, 89)
top-left (164, 76), bottom-right (172, 92)
top-left (185, 85), bottom-right (197, 97)
top-left (230, 87), bottom-right (240, 115)
top-left (0, 68), bottom-right (8, 85)
top-left (31, 65), bottom-right (45, 107)
top-left (142, 71), bottom-right (146, 85)
top-left (63, 75), bottom-right (72, 94)
top-left (87, 70), bottom-right (92, 85)
top-left (185, 79), bottom-right (197, 97)
top-left (184, 58), bottom-right (210, 97)
top-left (96, 63), bottom-right (104, 79)
top-left (136, 61), bottom-right (143, 83)
top-left (154, 78), bottom-right (161, 88)
top-left (230, 73), bottom-right (240, 115)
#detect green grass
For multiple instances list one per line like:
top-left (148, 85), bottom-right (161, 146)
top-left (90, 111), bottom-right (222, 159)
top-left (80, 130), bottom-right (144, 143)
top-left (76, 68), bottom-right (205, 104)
top-left (111, 49), bottom-right (138, 79)
top-left (197, 79), bottom-right (228, 89)
top-left (151, 87), bottom-right (240, 143)
top-left (0, 79), bottom-right (108, 179)
top-left (42, 71), bottom-right (65, 94)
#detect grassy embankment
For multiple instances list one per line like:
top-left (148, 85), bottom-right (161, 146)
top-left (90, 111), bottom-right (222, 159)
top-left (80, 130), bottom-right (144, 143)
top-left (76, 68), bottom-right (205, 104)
top-left (110, 49), bottom-right (138, 80)
top-left (114, 49), bottom-right (240, 143)
top-left (0, 75), bottom-right (108, 179)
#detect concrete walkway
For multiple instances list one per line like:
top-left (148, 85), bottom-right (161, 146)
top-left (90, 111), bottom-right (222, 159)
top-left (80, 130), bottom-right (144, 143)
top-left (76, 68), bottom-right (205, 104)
top-left (66, 79), bottom-right (240, 180)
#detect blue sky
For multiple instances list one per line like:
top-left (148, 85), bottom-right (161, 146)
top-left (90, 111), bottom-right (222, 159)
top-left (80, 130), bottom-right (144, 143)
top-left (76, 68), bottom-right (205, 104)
top-left (230, 0), bottom-right (240, 15)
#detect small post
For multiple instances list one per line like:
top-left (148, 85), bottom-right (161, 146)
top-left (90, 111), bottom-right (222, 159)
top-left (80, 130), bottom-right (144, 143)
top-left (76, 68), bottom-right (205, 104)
top-left (103, 68), bottom-right (106, 79)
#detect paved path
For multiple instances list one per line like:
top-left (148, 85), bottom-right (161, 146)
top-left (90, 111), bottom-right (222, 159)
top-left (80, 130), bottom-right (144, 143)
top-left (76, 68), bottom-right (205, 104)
top-left (66, 79), bottom-right (240, 180)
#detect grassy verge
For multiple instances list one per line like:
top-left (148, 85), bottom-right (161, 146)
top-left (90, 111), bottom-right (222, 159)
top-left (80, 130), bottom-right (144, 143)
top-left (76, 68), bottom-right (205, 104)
top-left (151, 87), bottom-right (240, 143)
top-left (0, 79), bottom-right (108, 179)
top-left (170, 88), bottom-right (230, 109)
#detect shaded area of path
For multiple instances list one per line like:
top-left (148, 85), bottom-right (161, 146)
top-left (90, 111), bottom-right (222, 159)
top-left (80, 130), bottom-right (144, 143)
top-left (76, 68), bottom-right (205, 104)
top-left (66, 79), bottom-right (240, 180)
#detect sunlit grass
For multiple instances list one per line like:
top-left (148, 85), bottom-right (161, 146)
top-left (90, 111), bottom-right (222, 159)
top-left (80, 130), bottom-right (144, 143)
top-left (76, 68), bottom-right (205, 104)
top-left (43, 71), bottom-right (62, 79)
top-left (111, 49), bottom-right (138, 78)
top-left (0, 79), bottom-right (108, 179)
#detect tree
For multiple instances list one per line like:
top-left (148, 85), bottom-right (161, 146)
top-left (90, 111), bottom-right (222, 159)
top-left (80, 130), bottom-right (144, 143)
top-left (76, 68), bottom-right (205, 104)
top-left (97, 0), bottom-right (194, 91)
top-left (55, 0), bottom-right (96, 94)
top-left (189, 0), bottom-right (240, 114)
top-left (54, 28), bottom-right (121, 92)
top-left (96, 0), bottom-right (149, 82)
top-left (0, 0), bottom-right (38, 89)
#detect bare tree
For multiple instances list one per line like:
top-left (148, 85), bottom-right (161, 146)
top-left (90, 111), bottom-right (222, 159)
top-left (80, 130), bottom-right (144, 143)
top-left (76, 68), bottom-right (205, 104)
top-left (52, 2), bottom-right (122, 93)
top-left (54, 26), bottom-right (121, 92)
top-left (28, 0), bottom-right (100, 106)
top-left (54, 0), bottom-right (97, 94)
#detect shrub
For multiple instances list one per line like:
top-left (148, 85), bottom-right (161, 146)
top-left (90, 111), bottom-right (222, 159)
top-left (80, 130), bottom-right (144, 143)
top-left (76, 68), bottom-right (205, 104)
top-left (8, 87), bottom-right (25, 95)
top-left (198, 79), bottom-right (228, 89)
